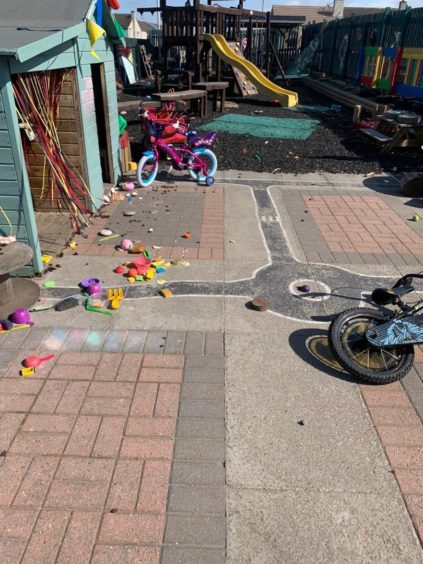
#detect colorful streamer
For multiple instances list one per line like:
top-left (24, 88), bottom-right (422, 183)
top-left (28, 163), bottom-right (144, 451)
top-left (87, 19), bottom-right (106, 60)
top-left (13, 70), bottom-right (93, 232)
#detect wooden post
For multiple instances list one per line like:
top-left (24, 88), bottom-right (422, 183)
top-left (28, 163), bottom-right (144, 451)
top-left (185, 70), bottom-right (193, 89)
top-left (246, 15), bottom-right (253, 61)
top-left (155, 70), bottom-right (162, 92)
top-left (353, 104), bottom-right (362, 124)
top-left (266, 11), bottom-right (271, 77)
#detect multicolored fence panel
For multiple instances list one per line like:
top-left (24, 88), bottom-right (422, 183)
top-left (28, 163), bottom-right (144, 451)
top-left (395, 48), bottom-right (423, 99)
top-left (301, 6), bottom-right (423, 97)
top-left (376, 47), bottom-right (402, 93)
top-left (360, 46), bottom-right (382, 88)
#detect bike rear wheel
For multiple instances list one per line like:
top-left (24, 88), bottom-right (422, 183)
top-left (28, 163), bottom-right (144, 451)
top-left (329, 307), bottom-right (414, 384)
top-left (188, 148), bottom-right (217, 183)
top-left (137, 153), bottom-right (158, 187)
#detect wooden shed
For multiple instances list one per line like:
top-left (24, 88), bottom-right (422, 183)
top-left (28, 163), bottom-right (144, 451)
top-left (0, 0), bottom-right (123, 275)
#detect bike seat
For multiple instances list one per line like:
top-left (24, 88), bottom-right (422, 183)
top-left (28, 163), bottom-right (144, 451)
top-left (372, 285), bottom-right (414, 305)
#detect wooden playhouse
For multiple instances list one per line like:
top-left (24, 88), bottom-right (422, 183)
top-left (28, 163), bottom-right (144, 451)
top-left (0, 0), bottom-right (124, 275)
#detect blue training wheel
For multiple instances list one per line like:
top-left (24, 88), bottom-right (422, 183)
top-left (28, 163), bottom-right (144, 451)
top-left (205, 176), bottom-right (215, 186)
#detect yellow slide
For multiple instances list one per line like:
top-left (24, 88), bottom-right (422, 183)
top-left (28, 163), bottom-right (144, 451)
top-left (204, 34), bottom-right (298, 108)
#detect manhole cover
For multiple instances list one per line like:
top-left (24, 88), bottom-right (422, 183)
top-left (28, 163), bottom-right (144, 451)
top-left (289, 279), bottom-right (331, 301)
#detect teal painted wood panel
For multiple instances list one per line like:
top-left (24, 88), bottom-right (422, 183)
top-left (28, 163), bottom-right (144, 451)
top-left (0, 180), bottom-right (19, 193)
top-left (0, 147), bottom-right (14, 163)
top-left (0, 194), bottom-right (21, 209)
top-left (0, 164), bottom-right (17, 180)
top-left (0, 209), bottom-right (28, 224)
top-left (11, 265), bottom-right (37, 277)
top-left (0, 96), bottom-right (3, 111)
top-left (9, 41), bottom-right (76, 74)
top-left (0, 61), bottom-right (42, 275)
top-left (0, 223), bottom-right (27, 239)
top-left (0, 114), bottom-right (6, 130)
top-left (0, 130), bottom-right (10, 147)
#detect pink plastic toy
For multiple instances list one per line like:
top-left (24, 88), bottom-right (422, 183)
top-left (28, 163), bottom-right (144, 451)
top-left (87, 281), bottom-right (102, 295)
top-left (11, 308), bottom-right (31, 324)
top-left (123, 182), bottom-right (135, 191)
top-left (23, 354), bottom-right (54, 369)
top-left (120, 238), bottom-right (133, 251)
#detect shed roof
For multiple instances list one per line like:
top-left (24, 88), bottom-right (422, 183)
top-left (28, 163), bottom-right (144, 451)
top-left (0, 0), bottom-right (92, 54)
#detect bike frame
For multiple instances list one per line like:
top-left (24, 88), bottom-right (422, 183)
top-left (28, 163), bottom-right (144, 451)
top-left (365, 273), bottom-right (423, 348)
top-left (149, 136), bottom-right (210, 175)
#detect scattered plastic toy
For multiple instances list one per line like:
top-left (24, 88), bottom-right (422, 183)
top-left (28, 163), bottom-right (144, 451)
top-left (123, 182), bottom-right (135, 191)
top-left (108, 288), bottom-right (124, 309)
top-left (114, 266), bottom-right (125, 274)
top-left (99, 229), bottom-right (113, 237)
top-left (43, 281), bottom-right (56, 288)
top-left (183, 232), bottom-right (192, 239)
top-left (11, 308), bottom-right (31, 325)
top-left (23, 354), bottom-right (54, 369)
top-left (297, 284), bottom-right (310, 293)
top-left (120, 238), bottom-right (133, 251)
top-left (410, 214), bottom-right (421, 222)
top-left (160, 288), bottom-right (173, 298)
top-left (87, 281), bottom-right (102, 296)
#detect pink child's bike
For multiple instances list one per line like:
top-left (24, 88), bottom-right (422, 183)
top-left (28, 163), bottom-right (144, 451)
top-left (137, 112), bottom-right (218, 187)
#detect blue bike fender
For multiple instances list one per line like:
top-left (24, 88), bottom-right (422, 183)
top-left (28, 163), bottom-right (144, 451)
top-left (143, 150), bottom-right (155, 158)
top-left (193, 147), bottom-right (208, 155)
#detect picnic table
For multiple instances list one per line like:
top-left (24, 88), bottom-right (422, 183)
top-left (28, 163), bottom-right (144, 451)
top-left (0, 242), bottom-right (40, 318)
top-left (361, 112), bottom-right (423, 154)
top-left (152, 90), bottom-right (208, 118)
top-left (192, 81), bottom-right (229, 112)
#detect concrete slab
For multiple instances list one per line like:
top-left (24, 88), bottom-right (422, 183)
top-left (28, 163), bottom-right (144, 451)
top-left (227, 489), bottom-right (422, 563)
top-left (36, 256), bottom-right (224, 287)
top-left (224, 307), bottom-right (398, 494)
top-left (32, 296), bottom-right (225, 332)
top-left (225, 184), bottom-right (269, 281)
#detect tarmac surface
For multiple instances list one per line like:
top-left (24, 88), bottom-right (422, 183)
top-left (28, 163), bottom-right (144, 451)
top-left (1, 171), bottom-right (423, 562)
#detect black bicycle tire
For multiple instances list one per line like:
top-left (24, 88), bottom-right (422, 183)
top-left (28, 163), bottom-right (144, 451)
top-left (329, 307), bottom-right (414, 384)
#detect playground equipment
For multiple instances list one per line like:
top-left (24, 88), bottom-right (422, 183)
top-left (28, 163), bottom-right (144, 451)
top-left (205, 34), bottom-right (298, 108)
top-left (138, 0), bottom-right (301, 93)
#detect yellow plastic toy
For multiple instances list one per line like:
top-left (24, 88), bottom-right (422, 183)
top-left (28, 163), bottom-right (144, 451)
top-left (108, 288), bottom-right (124, 309)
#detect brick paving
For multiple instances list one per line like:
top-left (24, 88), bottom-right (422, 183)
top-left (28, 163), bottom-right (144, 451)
top-left (281, 190), bottom-right (423, 266)
top-left (0, 329), bottom-right (226, 563)
top-left (360, 381), bottom-right (423, 544)
top-left (62, 185), bottom-right (224, 261)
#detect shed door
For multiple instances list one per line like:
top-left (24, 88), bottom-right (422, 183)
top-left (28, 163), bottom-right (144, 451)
top-left (91, 63), bottom-right (114, 183)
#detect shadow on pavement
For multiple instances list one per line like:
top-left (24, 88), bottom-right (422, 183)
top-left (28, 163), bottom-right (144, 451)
top-left (289, 328), bottom-right (357, 383)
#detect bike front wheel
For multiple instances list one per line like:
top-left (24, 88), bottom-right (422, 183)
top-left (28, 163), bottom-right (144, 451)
top-left (188, 148), bottom-right (218, 183)
top-left (137, 153), bottom-right (158, 187)
top-left (329, 307), bottom-right (414, 384)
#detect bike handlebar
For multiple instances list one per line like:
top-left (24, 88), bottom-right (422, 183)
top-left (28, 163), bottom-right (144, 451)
top-left (393, 273), bottom-right (423, 288)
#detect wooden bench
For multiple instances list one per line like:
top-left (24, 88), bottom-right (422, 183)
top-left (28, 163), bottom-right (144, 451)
top-left (152, 90), bottom-right (208, 118)
top-left (192, 81), bottom-right (229, 112)
top-left (360, 128), bottom-right (392, 143)
top-left (0, 242), bottom-right (40, 318)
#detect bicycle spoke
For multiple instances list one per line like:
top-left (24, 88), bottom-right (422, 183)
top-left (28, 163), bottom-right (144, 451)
top-left (350, 348), bottom-right (370, 360)
top-left (380, 349), bottom-right (400, 362)
top-left (380, 350), bottom-right (388, 370)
